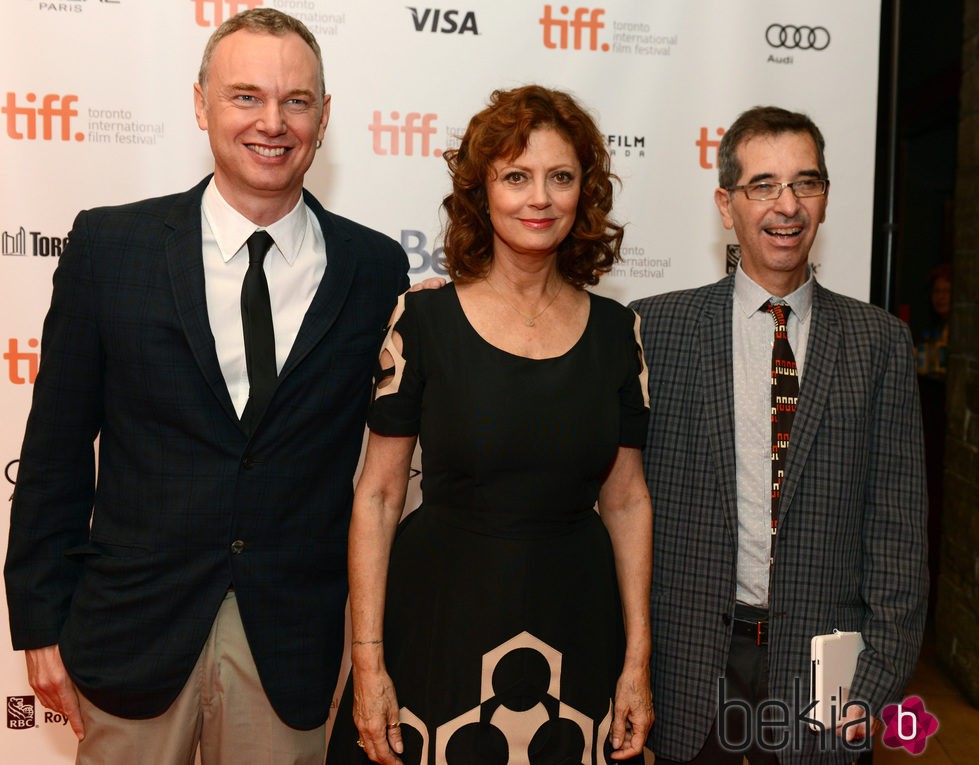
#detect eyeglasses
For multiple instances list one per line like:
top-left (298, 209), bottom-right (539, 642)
top-left (727, 179), bottom-right (829, 201)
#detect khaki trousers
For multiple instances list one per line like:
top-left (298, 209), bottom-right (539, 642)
top-left (76, 591), bottom-right (326, 765)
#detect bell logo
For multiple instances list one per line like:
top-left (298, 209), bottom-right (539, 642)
top-left (401, 230), bottom-right (448, 275)
top-left (696, 126), bottom-right (725, 169)
top-left (3, 93), bottom-right (83, 142)
top-left (540, 5), bottom-right (608, 51)
top-left (4, 339), bottom-right (40, 385)
top-left (369, 111), bottom-right (441, 157)
top-left (192, 0), bottom-right (264, 27)
top-left (7, 696), bottom-right (35, 730)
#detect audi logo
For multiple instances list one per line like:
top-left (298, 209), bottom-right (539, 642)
top-left (766, 24), bottom-right (830, 51)
top-left (4, 459), bottom-right (17, 486)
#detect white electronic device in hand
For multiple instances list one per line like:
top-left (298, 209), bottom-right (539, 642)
top-left (809, 630), bottom-right (865, 730)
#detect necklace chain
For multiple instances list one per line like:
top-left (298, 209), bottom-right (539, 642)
top-left (485, 274), bottom-right (563, 327)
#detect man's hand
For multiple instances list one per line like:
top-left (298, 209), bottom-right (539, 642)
top-left (836, 702), bottom-right (880, 742)
top-left (407, 277), bottom-right (446, 292)
top-left (25, 645), bottom-right (85, 740)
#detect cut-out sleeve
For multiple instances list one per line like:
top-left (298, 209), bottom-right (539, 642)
top-left (369, 291), bottom-right (423, 436)
top-left (619, 309), bottom-right (651, 448)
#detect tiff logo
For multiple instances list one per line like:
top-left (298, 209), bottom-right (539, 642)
top-left (697, 126), bottom-right (726, 169)
top-left (192, 0), bottom-right (264, 27)
top-left (408, 7), bottom-right (479, 34)
top-left (369, 111), bottom-right (440, 157)
top-left (540, 5), bottom-right (608, 51)
top-left (4, 339), bottom-right (39, 385)
top-left (3, 93), bottom-right (83, 142)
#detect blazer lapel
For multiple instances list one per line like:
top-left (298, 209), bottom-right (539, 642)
top-left (700, 275), bottom-right (740, 541)
top-left (165, 177), bottom-right (240, 425)
top-left (778, 282), bottom-right (841, 519)
top-left (278, 190), bottom-right (358, 381)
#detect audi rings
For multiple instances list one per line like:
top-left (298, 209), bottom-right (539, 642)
top-left (766, 24), bottom-right (830, 51)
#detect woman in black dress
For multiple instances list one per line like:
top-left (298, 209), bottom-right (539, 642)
top-left (329, 85), bottom-right (653, 765)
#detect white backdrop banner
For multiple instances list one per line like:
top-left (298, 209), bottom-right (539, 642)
top-left (1, 0), bottom-right (879, 757)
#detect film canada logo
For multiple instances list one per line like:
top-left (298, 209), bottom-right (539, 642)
top-left (606, 134), bottom-right (645, 159)
top-left (7, 695), bottom-right (36, 730)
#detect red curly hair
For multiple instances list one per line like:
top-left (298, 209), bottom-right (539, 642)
top-left (441, 85), bottom-right (623, 288)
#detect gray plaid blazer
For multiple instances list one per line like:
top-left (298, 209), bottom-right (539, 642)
top-left (630, 273), bottom-right (927, 763)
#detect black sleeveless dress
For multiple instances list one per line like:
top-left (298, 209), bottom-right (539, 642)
top-left (327, 284), bottom-right (649, 765)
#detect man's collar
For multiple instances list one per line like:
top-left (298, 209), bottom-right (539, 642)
top-left (201, 179), bottom-right (308, 265)
top-left (733, 261), bottom-right (814, 321)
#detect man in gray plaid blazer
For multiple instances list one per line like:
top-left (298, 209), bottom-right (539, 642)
top-left (631, 106), bottom-right (927, 764)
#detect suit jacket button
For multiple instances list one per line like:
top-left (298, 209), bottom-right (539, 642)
top-left (231, 540), bottom-right (246, 554)
top-left (242, 456), bottom-right (255, 470)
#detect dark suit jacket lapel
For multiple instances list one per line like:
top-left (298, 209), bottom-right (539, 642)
top-left (700, 275), bottom-right (740, 540)
top-left (778, 281), bottom-right (841, 519)
top-left (278, 190), bottom-right (358, 381)
top-left (165, 177), bottom-right (240, 425)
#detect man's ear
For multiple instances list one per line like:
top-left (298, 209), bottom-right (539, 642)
top-left (318, 94), bottom-right (331, 141)
top-left (714, 187), bottom-right (735, 230)
top-left (193, 83), bottom-right (208, 131)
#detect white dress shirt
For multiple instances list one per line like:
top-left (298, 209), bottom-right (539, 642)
top-left (732, 263), bottom-right (813, 606)
top-left (200, 179), bottom-right (327, 418)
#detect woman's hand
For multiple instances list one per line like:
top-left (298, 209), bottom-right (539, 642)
top-left (352, 665), bottom-right (404, 764)
top-left (609, 661), bottom-right (654, 760)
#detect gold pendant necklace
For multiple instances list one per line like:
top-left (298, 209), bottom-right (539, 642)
top-left (485, 273), bottom-right (563, 327)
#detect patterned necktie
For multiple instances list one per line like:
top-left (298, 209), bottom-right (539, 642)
top-left (240, 230), bottom-right (276, 434)
top-left (765, 300), bottom-right (798, 573)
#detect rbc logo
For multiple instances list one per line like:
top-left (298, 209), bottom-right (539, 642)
top-left (2, 93), bottom-right (83, 142)
top-left (7, 696), bottom-right (35, 730)
top-left (408, 7), bottom-right (479, 34)
top-left (191, 0), bottom-right (263, 27)
top-left (696, 126), bottom-right (725, 169)
top-left (370, 112), bottom-right (441, 157)
top-left (540, 5), bottom-right (608, 51)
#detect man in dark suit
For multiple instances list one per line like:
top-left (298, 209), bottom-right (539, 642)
top-left (631, 106), bottom-right (927, 764)
top-left (4, 9), bottom-right (409, 763)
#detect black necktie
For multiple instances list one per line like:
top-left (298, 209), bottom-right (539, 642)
top-left (765, 301), bottom-right (798, 574)
top-left (240, 230), bottom-right (276, 434)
